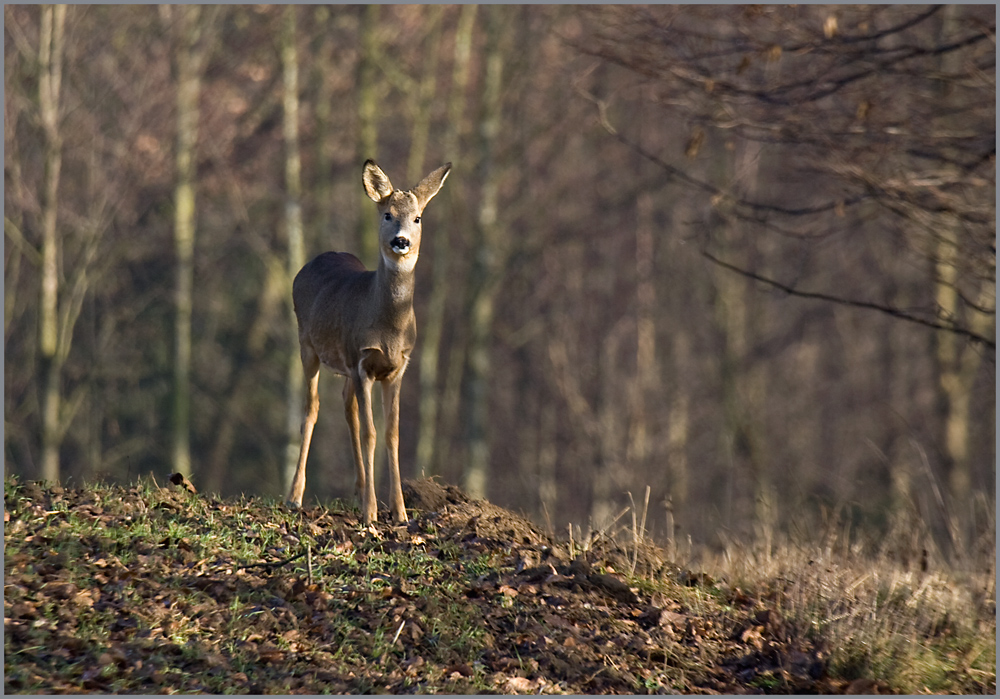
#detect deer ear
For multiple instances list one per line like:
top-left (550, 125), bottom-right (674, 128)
top-left (362, 160), bottom-right (394, 202)
top-left (412, 162), bottom-right (452, 210)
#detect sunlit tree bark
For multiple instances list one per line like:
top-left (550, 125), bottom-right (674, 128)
top-left (930, 5), bottom-right (995, 522)
top-left (37, 3), bottom-right (68, 483)
top-left (168, 4), bottom-right (213, 479)
top-left (282, 5), bottom-right (306, 493)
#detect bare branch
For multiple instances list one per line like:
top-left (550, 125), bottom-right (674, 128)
top-left (702, 249), bottom-right (995, 350)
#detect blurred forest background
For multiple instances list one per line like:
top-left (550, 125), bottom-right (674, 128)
top-left (4, 5), bottom-right (995, 562)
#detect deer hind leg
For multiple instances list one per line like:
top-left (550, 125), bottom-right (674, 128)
top-left (343, 375), bottom-right (366, 505)
top-left (382, 376), bottom-right (408, 523)
top-left (286, 343), bottom-right (320, 508)
top-left (353, 367), bottom-right (379, 524)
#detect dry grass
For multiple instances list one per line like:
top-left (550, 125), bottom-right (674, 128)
top-left (697, 506), bottom-right (996, 694)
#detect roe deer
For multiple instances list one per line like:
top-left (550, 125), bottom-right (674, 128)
top-left (286, 159), bottom-right (451, 523)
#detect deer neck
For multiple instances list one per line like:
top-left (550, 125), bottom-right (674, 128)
top-left (375, 253), bottom-right (416, 320)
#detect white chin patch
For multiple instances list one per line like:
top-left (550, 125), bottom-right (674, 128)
top-left (383, 250), bottom-right (417, 273)
top-left (391, 242), bottom-right (410, 254)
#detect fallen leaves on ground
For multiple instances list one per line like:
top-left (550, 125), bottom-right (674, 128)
top-left (6, 476), bottom-right (984, 694)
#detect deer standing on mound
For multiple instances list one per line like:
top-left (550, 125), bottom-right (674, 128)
top-left (286, 159), bottom-right (451, 523)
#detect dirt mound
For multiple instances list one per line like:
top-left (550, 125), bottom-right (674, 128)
top-left (402, 477), bottom-right (470, 512)
top-left (400, 478), bottom-right (834, 693)
top-left (403, 477), bottom-right (669, 578)
top-left (4, 476), bottom-right (865, 694)
top-left (404, 477), bottom-right (550, 547)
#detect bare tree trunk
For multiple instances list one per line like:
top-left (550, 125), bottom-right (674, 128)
top-left (312, 7), bottom-right (336, 247)
top-left (667, 332), bottom-right (691, 511)
top-left (37, 3), bottom-right (67, 483)
top-left (590, 320), bottom-right (630, 528)
top-left (4, 221), bottom-right (25, 342)
top-left (537, 401), bottom-right (558, 526)
top-left (282, 5), bottom-right (306, 494)
top-left (416, 4), bottom-right (477, 477)
top-left (627, 191), bottom-right (658, 469)
top-left (169, 4), bottom-right (211, 479)
top-left (356, 5), bottom-right (380, 267)
top-left (711, 137), bottom-right (772, 541)
top-left (462, 5), bottom-right (508, 499)
top-left (931, 5), bottom-right (993, 526)
top-left (406, 6), bottom-right (443, 186)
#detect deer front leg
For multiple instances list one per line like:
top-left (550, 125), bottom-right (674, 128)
top-left (353, 367), bottom-right (379, 524)
top-left (343, 376), bottom-right (366, 504)
top-left (381, 376), bottom-right (408, 524)
top-left (287, 345), bottom-right (320, 508)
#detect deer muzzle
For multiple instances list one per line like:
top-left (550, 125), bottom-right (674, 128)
top-left (390, 236), bottom-right (411, 254)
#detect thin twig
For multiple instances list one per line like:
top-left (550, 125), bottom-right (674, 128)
top-left (236, 550), bottom-right (307, 571)
top-left (306, 544), bottom-right (313, 586)
top-left (664, 495), bottom-right (676, 562)
top-left (391, 619), bottom-right (406, 646)
top-left (628, 492), bottom-right (638, 576)
top-left (639, 486), bottom-right (650, 544)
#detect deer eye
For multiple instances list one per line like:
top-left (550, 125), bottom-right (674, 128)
top-left (384, 213), bottom-right (392, 221)
top-left (414, 217), bottom-right (421, 224)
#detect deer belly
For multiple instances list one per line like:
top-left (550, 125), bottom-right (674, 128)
top-left (317, 349), bottom-right (351, 376)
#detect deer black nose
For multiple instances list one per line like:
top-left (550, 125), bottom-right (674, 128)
top-left (390, 236), bottom-right (410, 254)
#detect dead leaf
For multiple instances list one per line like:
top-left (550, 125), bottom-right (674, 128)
top-left (506, 676), bottom-right (535, 693)
top-left (49, 582), bottom-right (77, 599)
top-left (740, 625), bottom-right (765, 650)
top-left (257, 645), bottom-right (285, 663)
top-left (73, 589), bottom-right (96, 608)
top-left (446, 662), bottom-right (473, 677)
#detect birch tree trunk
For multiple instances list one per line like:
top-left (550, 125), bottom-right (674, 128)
top-left (416, 4), bottom-right (477, 477)
top-left (462, 5), bottom-right (508, 499)
top-left (37, 3), bottom-right (67, 483)
top-left (169, 4), bottom-right (208, 479)
top-left (406, 6), bottom-right (443, 186)
top-left (311, 8), bottom-right (337, 245)
top-left (282, 5), bottom-right (306, 493)
top-left (356, 5), bottom-right (380, 266)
